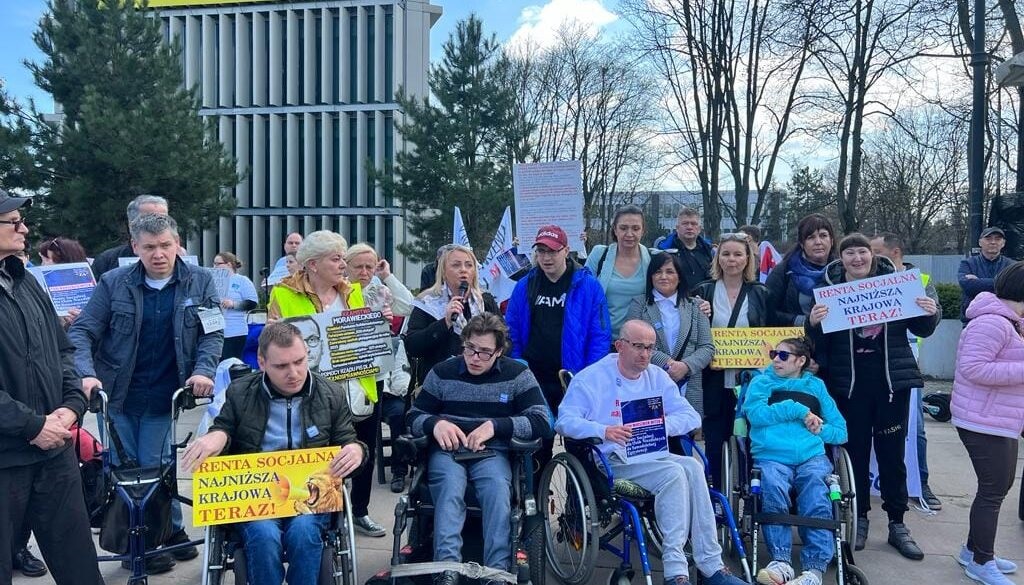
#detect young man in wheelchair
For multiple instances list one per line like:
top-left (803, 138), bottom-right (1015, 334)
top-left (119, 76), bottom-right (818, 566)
top-left (406, 312), bottom-right (553, 585)
top-left (181, 321), bottom-right (367, 585)
top-left (556, 319), bottom-right (746, 585)
top-left (742, 337), bottom-right (847, 585)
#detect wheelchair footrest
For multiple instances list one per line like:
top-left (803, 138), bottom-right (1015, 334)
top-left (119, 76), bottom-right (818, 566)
top-left (389, 560), bottom-right (517, 583)
top-left (754, 512), bottom-right (840, 531)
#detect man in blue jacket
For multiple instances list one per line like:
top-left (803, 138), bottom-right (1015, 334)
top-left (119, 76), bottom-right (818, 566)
top-left (69, 213), bottom-right (223, 572)
top-left (958, 227), bottom-right (1015, 322)
top-left (506, 224), bottom-right (611, 474)
top-left (654, 207), bottom-right (714, 289)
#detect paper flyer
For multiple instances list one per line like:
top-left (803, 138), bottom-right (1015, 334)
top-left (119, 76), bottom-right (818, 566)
top-left (29, 262), bottom-right (96, 317)
top-left (621, 395), bottom-right (668, 463)
top-left (192, 446), bottom-right (344, 527)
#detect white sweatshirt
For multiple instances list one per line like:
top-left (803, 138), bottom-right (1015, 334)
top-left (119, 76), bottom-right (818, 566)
top-left (555, 354), bottom-right (702, 460)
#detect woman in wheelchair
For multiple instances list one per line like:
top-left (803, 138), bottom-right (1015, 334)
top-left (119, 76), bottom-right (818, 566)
top-left (181, 322), bottom-right (367, 585)
top-left (743, 337), bottom-right (847, 585)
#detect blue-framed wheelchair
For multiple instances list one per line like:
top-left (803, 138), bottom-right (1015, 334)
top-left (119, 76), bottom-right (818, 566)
top-left (721, 374), bottom-right (867, 585)
top-left (538, 371), bottom-right (751, 585)
top-left (365, 434), bottom-right (546, 585)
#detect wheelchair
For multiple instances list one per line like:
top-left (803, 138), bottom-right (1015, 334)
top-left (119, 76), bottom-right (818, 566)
top-left (539, 371), bottom-right (751, 585)
top-left (365, 434), bottom-right (545, 585)
top-left (88, 387), bottom-right (206, 584)
top-left (723, 418), bottom-right (867, 584)
top-left (201, 493), bottom-right (359, 585)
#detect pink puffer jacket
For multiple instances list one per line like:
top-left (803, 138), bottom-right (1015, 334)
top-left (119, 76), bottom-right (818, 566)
top-left (951, 292), bottom-right (1024, 438)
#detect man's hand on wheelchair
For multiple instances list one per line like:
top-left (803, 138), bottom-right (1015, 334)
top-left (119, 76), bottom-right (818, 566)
top-left (329, 443), bottom-right (363, 479)
top-left (604, 424), bottom-right (632, 446)
top-left (186, 374), bottom-right (215, 397)
top-left (181, 430), bottom-right (229, 472)
top-left (465, 420), bottom-right (495, 452)
top-left (433, 420), bottom-right (468, 451)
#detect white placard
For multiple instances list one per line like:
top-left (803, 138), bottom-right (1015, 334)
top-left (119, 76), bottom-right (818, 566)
top-left (812, 269), bottom-right (928, 333)
top-left (513, 161), bottom-right (586, 253)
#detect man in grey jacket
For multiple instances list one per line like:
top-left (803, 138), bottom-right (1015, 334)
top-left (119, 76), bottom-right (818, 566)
top-left (69, 213), bottom-right (223, 572)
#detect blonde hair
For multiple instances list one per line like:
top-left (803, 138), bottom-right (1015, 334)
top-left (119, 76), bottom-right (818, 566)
top-left (710, 238), bottom-right (758, 282)
top-left (296, 231), bottom-right (348, 267)
top-left (344, 242), bottom-right (378, 264)
top-left (421, 244), bottom-right (480, 298)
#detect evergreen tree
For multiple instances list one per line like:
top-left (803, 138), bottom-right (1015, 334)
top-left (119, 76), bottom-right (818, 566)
top-left (0, 88), bottom-right (44, 192)
top-left (375, 15), bottom-right (531, 262)
top-left (28, 0), bottom-right (238, 252)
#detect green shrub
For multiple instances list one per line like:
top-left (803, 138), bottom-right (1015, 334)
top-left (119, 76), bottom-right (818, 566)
top-left (934, 283), bottom-right (961, 320)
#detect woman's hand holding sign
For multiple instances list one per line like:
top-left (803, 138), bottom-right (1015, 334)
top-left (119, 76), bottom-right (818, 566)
top-left (808, 304), bottom-right (829, 327)
top-left (915, 296), bottom-right (938, 315)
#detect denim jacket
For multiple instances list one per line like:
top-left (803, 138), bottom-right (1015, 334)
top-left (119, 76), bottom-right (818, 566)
top-left (68, 259), bottom-right (223, 412)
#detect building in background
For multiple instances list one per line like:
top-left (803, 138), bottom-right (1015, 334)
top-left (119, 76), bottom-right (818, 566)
top-left (153, 0), bottom-right (441, 282)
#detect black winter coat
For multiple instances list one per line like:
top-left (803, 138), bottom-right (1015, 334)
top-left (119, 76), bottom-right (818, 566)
top-left (807, 257), bottom-right (941, 399)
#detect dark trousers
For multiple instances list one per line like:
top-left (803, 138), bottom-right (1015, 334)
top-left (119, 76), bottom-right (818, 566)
top-left (958, 427), bottom-right (1019, 565)
top-left (0, 448), bottom-right (104, 585)
top-left (381, 393), bottom-right (408, 478)
top-left (221, 335), bottom-right (247, 361)
top-left (836, 365), bottom-right (911, 523)
top-left (351, 398), bottom-right (381, 517)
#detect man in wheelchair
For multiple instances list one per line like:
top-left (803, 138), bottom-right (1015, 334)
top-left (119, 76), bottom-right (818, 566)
top-left (181, 321), bottom-right (367, 585)
top-left (742, 337), bottom-right (847, 585)
top-left (556, 320), bottom-right (745, 585)
top-left (406, 313), bottom-right (553, 585)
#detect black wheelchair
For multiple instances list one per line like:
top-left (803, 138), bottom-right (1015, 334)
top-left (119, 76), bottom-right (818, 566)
top-left (365, 434), bottom-right (546, 585)
top-left (723, 430), bottom-right (867, 584)
top-left (87, 387), bottom-right (206, 584)
top-left (539, 371), bottom-right (750, 585)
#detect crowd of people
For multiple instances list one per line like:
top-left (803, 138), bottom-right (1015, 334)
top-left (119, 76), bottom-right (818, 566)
top-left (1, 189), bottom-right (1022, 585)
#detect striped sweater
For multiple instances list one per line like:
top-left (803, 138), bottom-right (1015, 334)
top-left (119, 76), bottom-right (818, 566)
top-left (407, 356), bottom-right (553, 449)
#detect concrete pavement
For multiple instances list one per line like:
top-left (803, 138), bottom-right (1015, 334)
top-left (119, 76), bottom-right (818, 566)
top-left (13, 380), bottom-right (1024, 584)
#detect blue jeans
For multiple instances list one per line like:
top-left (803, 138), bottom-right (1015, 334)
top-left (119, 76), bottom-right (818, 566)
top-left (757, 455), bottom-right (835, 573)
top-left (241, 514), bottom-right (328, 585)
top-left (428, 448), bottom-right (512, 571)
top-left (109, 410), bottom-right (183, 533)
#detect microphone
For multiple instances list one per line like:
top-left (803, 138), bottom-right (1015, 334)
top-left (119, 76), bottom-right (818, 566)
top-left (452, 280), bottom-right (469, 320)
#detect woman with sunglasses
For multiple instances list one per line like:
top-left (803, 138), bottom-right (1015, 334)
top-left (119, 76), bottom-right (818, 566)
top-left (807, 233), bottom-right (940, 561)
top-left (691, 233), bottom-right (771, 487)
top-left (212, 252), bottom-right (259, 361)
top-left (766, 213), bottom-right (837, 327)
top-left (38, 236), bottom-right (88, 265)
top-left (627, 253), bottom-right (714, 417)
top-left (585, 204), bottom-right (652, 337)
top-left (404, 244), bottom-right (499, 387)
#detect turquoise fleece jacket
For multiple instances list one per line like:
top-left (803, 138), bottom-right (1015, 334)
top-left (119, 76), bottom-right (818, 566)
top-left (743, 368), bottom-right (847, 466)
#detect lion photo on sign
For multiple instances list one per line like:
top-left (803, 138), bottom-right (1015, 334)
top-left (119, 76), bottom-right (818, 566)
top-left (292, 470), bottom-right (344, 515)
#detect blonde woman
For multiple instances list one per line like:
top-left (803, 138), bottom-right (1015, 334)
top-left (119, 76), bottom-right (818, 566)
top-left (404, 245), bottom-right (499, 386)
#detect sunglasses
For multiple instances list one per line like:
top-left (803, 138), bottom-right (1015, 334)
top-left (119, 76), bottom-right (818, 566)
top-left (720, 233), bottom-right (750, 242)
top-left (769, 350), bottom-right (799, 361)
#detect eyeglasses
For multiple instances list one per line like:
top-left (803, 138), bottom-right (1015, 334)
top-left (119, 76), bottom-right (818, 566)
top-left (769, 350), bottom-right (794, 361)
top-left (213, 261), bottom-right (229, 267)
top-left (534, 247), bottom-right (562, 257)
top-left (462, 345), bottom-right (497, 360)
top-left (0, 218), bottom-right (27, 229)
top-left (621, 340), bottom-right (656, 353)
top-left (304, 335), bottom-right (321, 348)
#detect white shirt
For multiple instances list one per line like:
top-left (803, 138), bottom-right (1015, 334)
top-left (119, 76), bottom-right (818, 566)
top-left (653, 290), bottom-right (680, 351)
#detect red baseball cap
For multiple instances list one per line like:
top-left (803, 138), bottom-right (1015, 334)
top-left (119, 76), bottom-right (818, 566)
top-left (534, 225), bottom-right (568, 251)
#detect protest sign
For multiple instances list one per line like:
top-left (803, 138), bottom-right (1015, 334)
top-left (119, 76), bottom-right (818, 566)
top-left (480, 206), bottom-right (518, 303)
top-left (812, 269), bottom-right (928, 334)
top-left (192, 446), bottom-right (343, 527)
top-left (621, 395), bottom-right (668, 463)
top-left (513, 161), bottom-right (586, 253)
top-left (285, 309), bottom-right (394, 382)
top-left (211, 267), bottom-right (231, 299)
top-left (29, 262), bottom-right (96, 317)
top-left (710, 327), bottom-right (804, 369)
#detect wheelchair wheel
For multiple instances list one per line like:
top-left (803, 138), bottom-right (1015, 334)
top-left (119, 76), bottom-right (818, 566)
top-left (719, 436), bottom-right (742, 556)
top-left (539, 452), bottom-right (599, 585)
top-left (845, 563), bottom-right (869, 585)
top-left (835, 446), bottom-right (857, 547)
top-left (203, 525), bottom-right (226, 585)
top-left (641, 512), bottom-right (665, 559)
top-left (922, 392), bottom-right (951, 422)
top-left (526, 521), bottom-right (547, 585)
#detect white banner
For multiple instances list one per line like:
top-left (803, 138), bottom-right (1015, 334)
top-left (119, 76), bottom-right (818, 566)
top-left (868, 388), bottom-right (922, 499)
top-left (453, 206), bottom-right (471, 248)
top-left (513, 161), bottom-right (586, 253)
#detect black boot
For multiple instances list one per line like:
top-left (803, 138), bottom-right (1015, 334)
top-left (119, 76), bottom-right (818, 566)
top-left (12, 547), bottom-right (48, 578)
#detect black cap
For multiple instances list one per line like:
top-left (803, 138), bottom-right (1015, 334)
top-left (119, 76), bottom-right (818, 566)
top-left (981, 226), bottom-right (1006, 238)
top-left (0, 189), bottom-right (31, 214)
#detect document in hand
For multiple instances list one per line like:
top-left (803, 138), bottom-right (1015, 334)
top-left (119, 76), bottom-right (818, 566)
top-left (621, 394), bottom-right (668, 463)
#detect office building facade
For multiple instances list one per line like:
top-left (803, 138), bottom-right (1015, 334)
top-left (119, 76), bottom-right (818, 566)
top-left (154, 0), bottom-right (440, 281)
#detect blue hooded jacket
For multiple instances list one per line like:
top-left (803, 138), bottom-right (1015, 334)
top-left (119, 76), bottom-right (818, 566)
top-left (742, 368), bottom-right (847, 466)
top-left (506, 264), bottom-right (611, 375)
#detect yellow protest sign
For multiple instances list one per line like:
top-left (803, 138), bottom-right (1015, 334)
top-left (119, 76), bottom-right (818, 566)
top-left (710, 327), bottom-right (804, 369)
top-left (193, 447), bottom-right (343, 527)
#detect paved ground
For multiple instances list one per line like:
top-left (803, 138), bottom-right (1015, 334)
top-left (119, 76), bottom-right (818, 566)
top-left (13, 380), bottom-right (1024, 585)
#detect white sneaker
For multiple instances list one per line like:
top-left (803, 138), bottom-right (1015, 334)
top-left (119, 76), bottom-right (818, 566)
top-left (966, 560), bottom-right (1018, 585)
top-left (959, 544), bottom-right (1018, 574)
top-left (756, 560), bottom-right (795, 585)
top-left (785, 572), bottom-right (822, 585)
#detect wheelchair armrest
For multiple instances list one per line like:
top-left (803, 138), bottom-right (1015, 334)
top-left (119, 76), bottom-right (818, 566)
top-left (565, 437), bottom-right (603, 448)
top-left (393, 434), bottom-right (429, 465)
top-left (509, 437), bottom-right (542, 453)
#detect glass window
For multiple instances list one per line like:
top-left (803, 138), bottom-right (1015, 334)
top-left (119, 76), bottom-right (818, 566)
top-left (366, 13), bottom-right (375, 103)
top-left (384, 10), bottom-right (393, 100)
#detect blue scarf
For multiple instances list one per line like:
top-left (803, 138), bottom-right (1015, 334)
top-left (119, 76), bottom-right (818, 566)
top-left (788, 252), bottom-right (826, 295)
